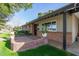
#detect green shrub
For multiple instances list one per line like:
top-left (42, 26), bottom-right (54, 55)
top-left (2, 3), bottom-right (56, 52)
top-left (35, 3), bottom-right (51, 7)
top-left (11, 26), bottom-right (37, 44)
top-left (15, 30), bottom-right (32, 36)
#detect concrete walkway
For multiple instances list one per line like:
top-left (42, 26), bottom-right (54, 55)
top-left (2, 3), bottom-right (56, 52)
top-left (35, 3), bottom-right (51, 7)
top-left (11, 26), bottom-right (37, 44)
top-left (67, 42), bottom-right (79, 56)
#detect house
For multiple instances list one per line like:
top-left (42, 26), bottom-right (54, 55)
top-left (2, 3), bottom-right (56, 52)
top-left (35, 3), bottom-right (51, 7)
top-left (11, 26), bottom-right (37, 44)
top-left (21, 23), bottom-right (33, 33)
top-left (21, 24), bottom-right (27, 30)
top-left (25, 3), bottom-right (79, 50)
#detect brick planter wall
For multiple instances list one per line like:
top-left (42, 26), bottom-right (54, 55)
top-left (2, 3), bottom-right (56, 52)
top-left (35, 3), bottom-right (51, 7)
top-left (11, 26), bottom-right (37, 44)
top-left (11, 37), bottom-right (48, 52)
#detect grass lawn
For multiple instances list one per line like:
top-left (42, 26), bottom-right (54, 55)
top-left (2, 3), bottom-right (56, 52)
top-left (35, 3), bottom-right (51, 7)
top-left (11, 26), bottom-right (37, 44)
top-left (17, 45), bottom-right (74, 56)
top-left (0, 32), bottom-right (10, 39)
top-left (0, 41), bottom-right (17, 56)
top-left (0, 32), bottom-right (18, 56)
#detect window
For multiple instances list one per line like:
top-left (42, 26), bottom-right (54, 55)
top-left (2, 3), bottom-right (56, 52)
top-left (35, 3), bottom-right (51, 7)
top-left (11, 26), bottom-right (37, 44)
top-left (42, 23), bottom-right (48, 31)
top-left (48, 22), bottom-right (57, 31)
top-left (37, 24), bottom-right (40, 31)
top-left (41, 21), bottom-right (57, 32)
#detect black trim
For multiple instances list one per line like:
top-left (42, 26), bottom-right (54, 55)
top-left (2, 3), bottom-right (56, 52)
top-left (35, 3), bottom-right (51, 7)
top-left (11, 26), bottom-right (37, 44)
top-left (63, 13), bottom-right (67, 50)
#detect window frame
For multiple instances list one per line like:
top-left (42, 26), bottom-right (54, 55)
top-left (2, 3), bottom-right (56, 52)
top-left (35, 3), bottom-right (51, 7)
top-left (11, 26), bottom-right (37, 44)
top-left (47, 21), bottom-right (57, 32)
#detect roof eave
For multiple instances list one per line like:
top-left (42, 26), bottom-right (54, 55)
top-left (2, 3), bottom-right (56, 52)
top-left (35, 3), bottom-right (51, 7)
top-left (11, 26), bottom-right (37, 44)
top-left (27, 3), bottom-right (79, 25)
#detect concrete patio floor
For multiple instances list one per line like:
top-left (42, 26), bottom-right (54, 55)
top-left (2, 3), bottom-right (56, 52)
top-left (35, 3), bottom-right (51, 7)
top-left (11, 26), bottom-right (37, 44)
top-left (15, 36), bottom-right (41, 42)
top-left (67, 41), bottom-right (79, 56)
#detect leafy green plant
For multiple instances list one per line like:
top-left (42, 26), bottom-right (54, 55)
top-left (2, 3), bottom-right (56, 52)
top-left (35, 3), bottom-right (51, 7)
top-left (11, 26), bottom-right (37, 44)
top-left (41, 24), bottom-right (48, 34)
top-left (15, 30), bottom-right (32, 36)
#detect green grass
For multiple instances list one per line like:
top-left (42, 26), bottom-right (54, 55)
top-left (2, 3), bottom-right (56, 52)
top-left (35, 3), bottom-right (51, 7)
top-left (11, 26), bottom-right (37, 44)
top-left (0, 32), bottom-right (17, 56)
top-left (0, 41), bottom-right (18, 56)
top-left (15, 30), bottom-right (32, 36)
top-left (0, 32), bottom-right (10, 39)
top-left (17, 45), bottom-right (74, 56)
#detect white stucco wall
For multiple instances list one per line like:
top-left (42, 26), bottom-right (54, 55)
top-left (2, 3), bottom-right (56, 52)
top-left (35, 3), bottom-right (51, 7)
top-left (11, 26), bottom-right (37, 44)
top-left (72, 14), bottom-right (78, 43)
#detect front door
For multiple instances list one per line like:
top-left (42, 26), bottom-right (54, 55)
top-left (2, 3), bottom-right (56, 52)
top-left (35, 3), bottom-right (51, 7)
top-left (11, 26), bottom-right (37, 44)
top-left (33, 24), bottom-right (38, 36)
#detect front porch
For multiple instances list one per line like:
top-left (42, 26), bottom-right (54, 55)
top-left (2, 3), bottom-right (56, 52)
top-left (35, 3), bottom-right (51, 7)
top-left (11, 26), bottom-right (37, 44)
top-left (67, 12), bottom-right (79, 55)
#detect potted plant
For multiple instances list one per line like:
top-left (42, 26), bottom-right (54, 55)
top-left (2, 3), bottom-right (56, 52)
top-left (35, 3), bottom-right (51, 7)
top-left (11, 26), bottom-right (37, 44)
top-left (41, 25), bottom-right (48, 38)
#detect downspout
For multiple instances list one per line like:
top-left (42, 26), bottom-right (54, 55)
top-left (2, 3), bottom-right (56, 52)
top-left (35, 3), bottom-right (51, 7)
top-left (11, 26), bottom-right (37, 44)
top-left (63, 12), bottom-right (67, 50)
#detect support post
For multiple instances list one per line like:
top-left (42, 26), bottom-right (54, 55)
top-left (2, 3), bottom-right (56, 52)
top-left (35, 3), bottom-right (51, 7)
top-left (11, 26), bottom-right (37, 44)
top-left (63, 13), bottom-right (67, 50)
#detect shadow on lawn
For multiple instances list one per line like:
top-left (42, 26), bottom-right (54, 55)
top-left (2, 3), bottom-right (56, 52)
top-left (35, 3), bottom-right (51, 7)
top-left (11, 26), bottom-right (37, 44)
top-left (5, 40), bottom-right (11, 49)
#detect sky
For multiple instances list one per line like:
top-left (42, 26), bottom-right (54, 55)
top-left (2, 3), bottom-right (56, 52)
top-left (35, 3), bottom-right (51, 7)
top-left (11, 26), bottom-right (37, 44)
top-left (7, 3), bottom-right (68, 27)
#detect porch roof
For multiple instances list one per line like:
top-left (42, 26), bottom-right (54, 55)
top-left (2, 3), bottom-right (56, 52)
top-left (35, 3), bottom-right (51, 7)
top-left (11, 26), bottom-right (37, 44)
top-left (27, 3), bottom-right (79, 25)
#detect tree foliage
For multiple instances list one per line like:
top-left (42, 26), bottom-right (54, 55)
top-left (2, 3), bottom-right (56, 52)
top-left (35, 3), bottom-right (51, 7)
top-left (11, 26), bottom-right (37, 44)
top-left (0, 3), bottom-right (32, 29)
top-left (38, 10), bottom-right (53, 17)
top-left (13, 26), bottom-right (22, 31)
top-left (0, 3), bottom-right (32, 19)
